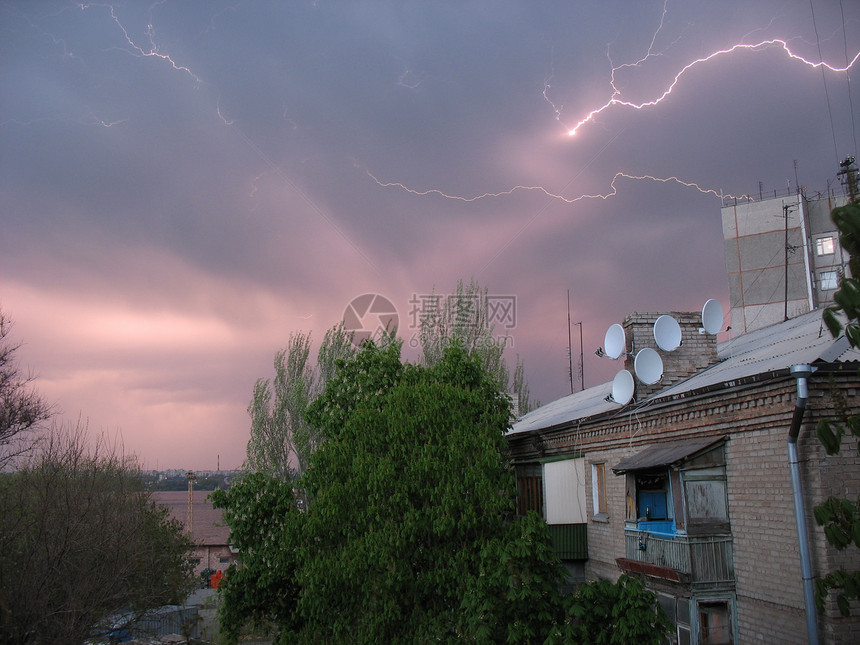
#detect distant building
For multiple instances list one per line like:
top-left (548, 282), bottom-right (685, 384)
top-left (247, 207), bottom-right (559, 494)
top-left (152, 490), bottom-right (237, 582)
top-left (721, 191), bottom-right (851, 335)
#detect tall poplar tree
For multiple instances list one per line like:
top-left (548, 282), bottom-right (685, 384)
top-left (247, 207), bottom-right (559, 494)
top-left (417, 278), bottom-right (538, 414)
top-left (244, 323), bottom-right (355, 478)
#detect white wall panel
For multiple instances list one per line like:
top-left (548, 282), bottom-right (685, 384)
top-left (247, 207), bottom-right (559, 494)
top-left (544, 458), bottom-right (586, 524)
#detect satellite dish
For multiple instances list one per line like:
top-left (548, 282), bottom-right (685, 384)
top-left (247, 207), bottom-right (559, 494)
top-left (604, 324), bottom-right (626, 359)
top-left (702, 299), bottom-right (724, 335)
top-left (610, 369), bottom-right (634, 405)
top-left (634, 348), bottom-right (663, 385)
top-left (654, 315), bottom-right (682, 351)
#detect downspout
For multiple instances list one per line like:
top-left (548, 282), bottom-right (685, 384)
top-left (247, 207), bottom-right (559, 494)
top-left (788, 363), bottom-right (818, 645)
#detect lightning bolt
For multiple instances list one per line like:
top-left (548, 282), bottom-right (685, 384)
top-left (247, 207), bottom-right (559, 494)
top-left (216, 97), bottom-right (234, 125)
top-left (565, 38), bottom-right (860, 137)
top-left (75, 3), bottom-right (203, 85)
top-left (365, 168), bottom-right (752, 205)
top-left (1, 115), bottom-right (128, 129)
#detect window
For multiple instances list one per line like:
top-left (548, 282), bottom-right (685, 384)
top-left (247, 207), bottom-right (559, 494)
top-left (516, 463), bottom-right (544, 517)
top-left (698, 600), bottom-right (733, 645)
top-left (658, 594), bottom-right (693, 645)
top-left (219, 556), bottom-right (230, 564)
top-left (592, 463), bottom-right (607, 516)
top-left (684, 468), bottom-right (728, 523)
top-left (816, 235), bottom-right (835, 256)
top-left (820, 270), bottom-right (838, 291)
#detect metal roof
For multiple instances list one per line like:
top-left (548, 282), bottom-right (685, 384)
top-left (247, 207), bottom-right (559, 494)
top-left (507, 381), bottom-right (617, 435)
top-left (658, 309), bottom-right (860, 397)
top-left (508, 309), bottom-right (860, 437)
top-left (612, 436), bottom-right (726, 473)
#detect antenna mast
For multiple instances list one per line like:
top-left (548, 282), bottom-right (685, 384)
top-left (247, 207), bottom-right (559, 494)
top-left (567, 290), bottom-right (573, 394)
top-left (838, 156), bottom-right (859, 204)
top-left (574, 320), bottom-right (584, 391)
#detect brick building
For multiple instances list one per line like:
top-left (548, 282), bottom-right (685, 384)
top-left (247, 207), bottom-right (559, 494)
top-left (152, 490), bottom-right (238, 582)
top-left (507, 309), bottom-right (860, 644)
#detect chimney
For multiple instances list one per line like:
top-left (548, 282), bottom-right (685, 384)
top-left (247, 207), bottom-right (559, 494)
top-left (622, 312), bottom-right (719, 400)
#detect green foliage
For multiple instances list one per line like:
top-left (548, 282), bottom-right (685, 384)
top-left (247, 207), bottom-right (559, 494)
top-left (459, 512), bottom-right (567, 642)
top-left (245, 324), bottom-right (356, 479)
top-left (816, 569), bottom-right (860, 617)
top-left (814, 497), bottom-right (860, 551)
top-left (245, 332), bottom-right (312, 478)
top-left (210, 474), bottom-right (303, 642)
top-left (817, 200), bottom-right (860, 616)
top-left (219, 341), bottom-right (567, 643)
top-left (547, 575), bottom-right (671, 645)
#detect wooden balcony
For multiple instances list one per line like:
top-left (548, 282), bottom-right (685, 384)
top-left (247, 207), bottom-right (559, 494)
top-left (623, 529), bottom-right (734, 586)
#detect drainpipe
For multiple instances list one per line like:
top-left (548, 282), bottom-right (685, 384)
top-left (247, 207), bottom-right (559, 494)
top-left (788, 363), bottom-right (818, 645)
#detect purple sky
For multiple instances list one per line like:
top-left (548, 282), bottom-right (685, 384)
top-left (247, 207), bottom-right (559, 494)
top-left (2, 1), bottom-right (858, 470)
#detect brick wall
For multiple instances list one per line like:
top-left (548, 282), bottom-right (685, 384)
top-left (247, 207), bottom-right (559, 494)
top-left (584, 447), bottom-right (633, 582)
top-left (510, 367), bottom-right (860, 643)
top-left (190, 544), bottom-right (237, 578)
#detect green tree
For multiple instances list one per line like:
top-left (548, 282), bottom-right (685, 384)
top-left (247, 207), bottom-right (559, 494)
top-left (210, 473), bottom-right (303, 642)
top-left (817, 200), bottom-right (860, 616)
top-left (245, 324), bottom-right (355, 478)
top-left (216, 341), bottom-right (565, 643)
top-left (417, 278), bottom-right (539, 414)
top-left (0, 425), bottom-right (194, 644)
top-left (547, 575), bottom-right (670, 644)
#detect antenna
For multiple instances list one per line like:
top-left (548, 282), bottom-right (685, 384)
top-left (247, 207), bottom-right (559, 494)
top-left (574, 321), bottom-right (584, 390)
top-left (634, 348), bottom-right (663, 385)
top-left (603, 323), bottom-right (626, 359)
top-left (701, 299), bottom-right (725, 335)
top-left (653, 315), bottom-right (682, 351)
top-left (607, 369), bottom-right (634, 405)
top-left (567, 290), bottom-right (573, 394)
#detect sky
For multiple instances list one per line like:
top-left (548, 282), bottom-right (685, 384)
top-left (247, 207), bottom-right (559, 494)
top-left (1, 1), bottom-right (858, 471)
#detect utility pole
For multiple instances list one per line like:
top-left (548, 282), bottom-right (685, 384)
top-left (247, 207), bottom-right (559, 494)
top-left (186, 471), bottom-right (196, 536)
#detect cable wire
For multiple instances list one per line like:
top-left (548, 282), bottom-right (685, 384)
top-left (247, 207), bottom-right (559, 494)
top-left (809, 0), bottom-right (840, 165)
top-left (839, 0), bottom-right (858, 157)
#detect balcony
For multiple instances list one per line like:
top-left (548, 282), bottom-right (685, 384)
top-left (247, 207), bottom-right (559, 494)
top-left (622, 528), bottom-right (734, 586)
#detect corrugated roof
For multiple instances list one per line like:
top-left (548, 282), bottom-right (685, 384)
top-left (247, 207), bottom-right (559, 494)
top-left (658, 310), bottom-right (860, 397)
top-left (507, 381), bottom-right (617, 435)
top-left (508, 309), bottom-right (860, 437)
top-left (612, 436), bottom-right (726, 473)
top-left (152, 490), bottom-right (230, 546)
